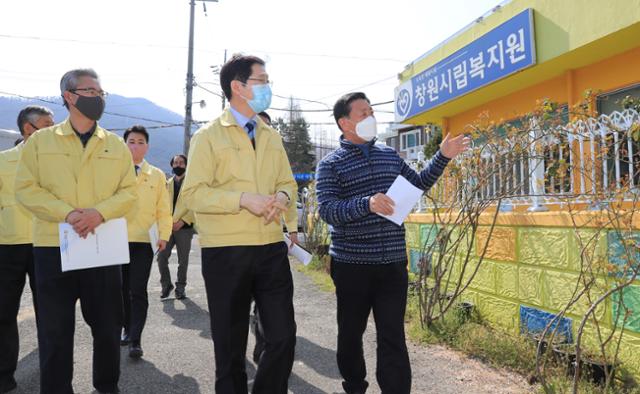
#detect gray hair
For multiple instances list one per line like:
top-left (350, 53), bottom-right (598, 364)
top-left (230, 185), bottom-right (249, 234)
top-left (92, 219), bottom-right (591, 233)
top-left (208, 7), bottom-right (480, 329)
top-left (59, 68), bottom-right (100, 107)
top-left (16, 106), bottom-right (54, 135)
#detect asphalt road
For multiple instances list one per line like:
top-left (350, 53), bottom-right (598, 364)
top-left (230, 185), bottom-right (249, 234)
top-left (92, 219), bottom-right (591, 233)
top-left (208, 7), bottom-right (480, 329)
top-left (11, 238), bottom-right (532, 393)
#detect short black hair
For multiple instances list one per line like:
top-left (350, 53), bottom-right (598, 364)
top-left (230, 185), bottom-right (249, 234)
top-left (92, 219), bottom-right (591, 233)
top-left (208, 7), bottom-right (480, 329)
top-left (16, 105), bottom-right (54, 135)
top-left (333, 92), bottom-right (370, 131)
top-left (14, 137), bottom-right (23, 146)
top-left (220, 54), bottom-right (265, 101)
top-left (123, 125), bottom-right (149, 143)
top-left (170, 154), bottom-right (188, 167)
top-left (258, 111), bottom-right (271, 124)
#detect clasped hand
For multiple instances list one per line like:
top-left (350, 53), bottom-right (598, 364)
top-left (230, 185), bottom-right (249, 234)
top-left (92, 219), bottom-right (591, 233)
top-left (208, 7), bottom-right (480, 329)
top-left (65, 208), bottom-right (105, 239)
top-left (240, 192), bottom-right (289, 225)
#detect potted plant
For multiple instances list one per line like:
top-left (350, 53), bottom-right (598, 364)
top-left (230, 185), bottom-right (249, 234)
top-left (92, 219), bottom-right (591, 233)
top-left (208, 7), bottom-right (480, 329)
top-left (530, 332), bottom-right (568, 356)
top-left (580, 351), bottom-right (617, 385)
top-left (456, 301), bottom-right (474, 320)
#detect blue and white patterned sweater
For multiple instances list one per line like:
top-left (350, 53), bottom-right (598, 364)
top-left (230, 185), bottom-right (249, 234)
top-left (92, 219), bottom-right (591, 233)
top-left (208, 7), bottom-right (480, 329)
top-left (316, 138), bottom-right (450, 265)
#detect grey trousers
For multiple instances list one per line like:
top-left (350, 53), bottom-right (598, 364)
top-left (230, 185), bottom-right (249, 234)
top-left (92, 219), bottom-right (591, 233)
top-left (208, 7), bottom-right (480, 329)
top-left (157, 227), bottom-right (195, 290)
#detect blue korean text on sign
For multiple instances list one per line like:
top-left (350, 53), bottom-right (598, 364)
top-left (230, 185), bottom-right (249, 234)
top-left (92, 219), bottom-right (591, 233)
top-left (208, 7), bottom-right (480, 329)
top-left (395, 8), bottom-right (536, 122)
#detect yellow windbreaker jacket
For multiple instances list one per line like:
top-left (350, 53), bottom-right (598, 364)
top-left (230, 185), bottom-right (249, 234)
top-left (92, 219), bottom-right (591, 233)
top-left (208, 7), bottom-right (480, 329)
top-left (0, 143), bottom-right (32, 244)
top-left (15, 119), bottom-right (138, 247)
top-left (181, 109), bottom-right (298, 247)
top-left (126, 160), bottom-right (172, 243)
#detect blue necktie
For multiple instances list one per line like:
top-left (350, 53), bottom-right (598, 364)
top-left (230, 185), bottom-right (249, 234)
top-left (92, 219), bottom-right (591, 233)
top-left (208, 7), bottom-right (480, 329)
top-left (245, 122), bottom-right (256, 149)
top-left (134, 165), bottom-right (140, 176)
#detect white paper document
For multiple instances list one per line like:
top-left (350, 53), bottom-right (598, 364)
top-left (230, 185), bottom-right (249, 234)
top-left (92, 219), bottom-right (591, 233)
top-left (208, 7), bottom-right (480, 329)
top-left (377, 175), bottom-right (424, 226)
top-left (59, 218), bottom-right (130, 272)
top-left (284, 234), bottom-right (313, 266)
top-left (149, 222), bottom-right (160, 255)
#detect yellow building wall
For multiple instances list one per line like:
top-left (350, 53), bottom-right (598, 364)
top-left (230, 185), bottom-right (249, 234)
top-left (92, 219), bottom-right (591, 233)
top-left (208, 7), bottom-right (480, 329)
top-left (399, 0), bottom-right (640, 127)
top-left (400, 0), bottom-right (640, 83)
top-left (405, 219), bottom-right (640, 377)
top-left (399, 0), bottom-right (640, 381)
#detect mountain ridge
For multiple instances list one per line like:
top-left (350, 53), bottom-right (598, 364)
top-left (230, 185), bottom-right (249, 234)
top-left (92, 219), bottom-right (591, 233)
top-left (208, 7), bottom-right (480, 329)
top-left (0, 95), bottom-right (188, 173)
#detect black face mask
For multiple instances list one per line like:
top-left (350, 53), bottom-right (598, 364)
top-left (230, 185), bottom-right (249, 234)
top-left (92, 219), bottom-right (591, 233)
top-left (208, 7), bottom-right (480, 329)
top-left (74, 95), bottom-right (105, 121)
top-left (172, 166), bottom-right (186, 176)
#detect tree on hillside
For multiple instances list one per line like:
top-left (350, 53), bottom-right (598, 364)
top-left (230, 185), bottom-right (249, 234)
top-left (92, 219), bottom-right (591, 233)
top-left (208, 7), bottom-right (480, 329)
top-left (273, 98), bottom-right (316, 185)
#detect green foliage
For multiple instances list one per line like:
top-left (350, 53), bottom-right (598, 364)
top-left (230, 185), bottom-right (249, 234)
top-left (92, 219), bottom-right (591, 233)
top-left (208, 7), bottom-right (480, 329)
top-left (423, 125), bottom-right (442, 159)
top-left (405, 293), bottom-right (639, 393)
top-left (302, 181), bottom-right (331, 257)
top-left (273, 98), bottom-right (316, 187)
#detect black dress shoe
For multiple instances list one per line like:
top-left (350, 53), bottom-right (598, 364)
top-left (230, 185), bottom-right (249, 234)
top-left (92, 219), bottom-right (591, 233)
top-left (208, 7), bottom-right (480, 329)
top-left (160, 284), bottom-right (174, 299)
top-left (129, 342), bottom-right (143, 359)
top-left (120, 331), bottom-right (130, 346)
top-left (0, 378), bottom-right (17, 393)
top-left (175, 288), bottom-right (186, 300)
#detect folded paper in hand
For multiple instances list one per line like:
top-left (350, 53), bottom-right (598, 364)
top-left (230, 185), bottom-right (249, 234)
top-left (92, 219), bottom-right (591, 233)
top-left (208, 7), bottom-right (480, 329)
top-left (284, 234), bottom-right (313, 265)
top-left (149, 222), bottom-right (160, 255)
top-left (376, 175), bottom-right (423, 226)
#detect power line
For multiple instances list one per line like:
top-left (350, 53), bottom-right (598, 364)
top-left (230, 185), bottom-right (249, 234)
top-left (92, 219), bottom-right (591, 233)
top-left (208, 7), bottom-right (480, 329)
top-left (0, 33), bottom-right (406, 63)
top-left (198, 80), bottom-right (393, 110)
top-left (268, 99), bottom-right (395, 113)
top-left (373, 100), bottom-right (394, 106)
top-left (0, 91), bottom-right (176, 125)
top-left (194, 83), bottom-right (223, 98)
top-left (112, 120), bottom-right (397, 131)
top-left (314, 75), bottom-right (398, 101)
top-left (271, 93), bottom-right (331, 109)
top-left (209, 75), bottom-right (397, 112)
top-left (109, 123), bottom-right (185, 132)
top-left (0, 90), bottom-right (398, 130)
top-left (195, 80), bottom-right (333, 109)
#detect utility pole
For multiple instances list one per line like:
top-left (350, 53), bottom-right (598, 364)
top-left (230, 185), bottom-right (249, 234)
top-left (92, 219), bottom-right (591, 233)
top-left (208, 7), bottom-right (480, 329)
top-left (221, 49), bottom-right (227, 111)
top-left (183, 0), bottom-right (218, 155)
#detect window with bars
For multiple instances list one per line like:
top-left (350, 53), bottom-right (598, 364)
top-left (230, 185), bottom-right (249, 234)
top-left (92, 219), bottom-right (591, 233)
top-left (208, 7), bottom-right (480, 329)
top-left (598, 85), bottom-right (640, 191)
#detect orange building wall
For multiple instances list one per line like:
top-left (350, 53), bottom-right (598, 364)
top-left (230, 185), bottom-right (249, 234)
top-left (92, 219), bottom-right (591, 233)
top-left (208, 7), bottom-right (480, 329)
top-left (445, 46), bottom-right (640, 136)
top-left (572, 45), bottom-right (640, 98)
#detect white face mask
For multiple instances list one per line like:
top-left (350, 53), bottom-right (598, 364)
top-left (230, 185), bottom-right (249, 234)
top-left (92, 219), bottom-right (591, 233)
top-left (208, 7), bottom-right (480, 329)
top-left (355, 115), bottom-right (377, 141)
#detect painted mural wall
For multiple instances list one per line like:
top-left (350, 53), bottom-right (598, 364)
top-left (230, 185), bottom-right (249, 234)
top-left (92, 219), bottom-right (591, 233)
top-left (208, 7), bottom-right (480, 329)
top-left (405, 220), bottom-right (640, 376)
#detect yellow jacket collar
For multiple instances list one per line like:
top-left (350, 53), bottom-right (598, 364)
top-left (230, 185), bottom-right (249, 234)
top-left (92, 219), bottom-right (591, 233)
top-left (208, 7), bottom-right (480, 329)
top-left (219, 109), bottom-right (271, 136)
top-left (139, 159), bottom-right (153, 176)
top-left (56, 118), bottom-right (106, 139)
top-left (3, 143), bottom-right (23, 161)
top-left (219, 109), bottom-right (241, 128)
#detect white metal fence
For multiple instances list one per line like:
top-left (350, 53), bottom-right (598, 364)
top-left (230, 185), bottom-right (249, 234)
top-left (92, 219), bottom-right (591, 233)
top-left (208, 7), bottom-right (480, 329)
top-left (413, 109), bottom-right (640, 210)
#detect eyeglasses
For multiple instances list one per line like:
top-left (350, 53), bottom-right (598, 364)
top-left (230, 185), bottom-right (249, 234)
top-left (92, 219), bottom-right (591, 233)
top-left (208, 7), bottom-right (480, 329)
top-left (69, 88), bottom-right (108, 98)
top-left (245, 77), bottom-right (272, 86)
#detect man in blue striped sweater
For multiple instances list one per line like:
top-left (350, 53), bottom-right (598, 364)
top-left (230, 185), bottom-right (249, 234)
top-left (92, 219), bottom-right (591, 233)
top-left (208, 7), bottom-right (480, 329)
top-left (316, 92), bottom-right (469, 394)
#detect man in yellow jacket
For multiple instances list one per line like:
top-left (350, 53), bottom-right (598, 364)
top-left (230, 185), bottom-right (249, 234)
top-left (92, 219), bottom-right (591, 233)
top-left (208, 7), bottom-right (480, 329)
top-left (157, 154), bottom-right (196, 300)
top-left (15, 69), bottom-right (137, 394)
top-left (181, 54), bottom-right (298, 394)
top-left (120, 125), bottom-right (171, 359)
top-left (0, 105), bottom-right (54, 394)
